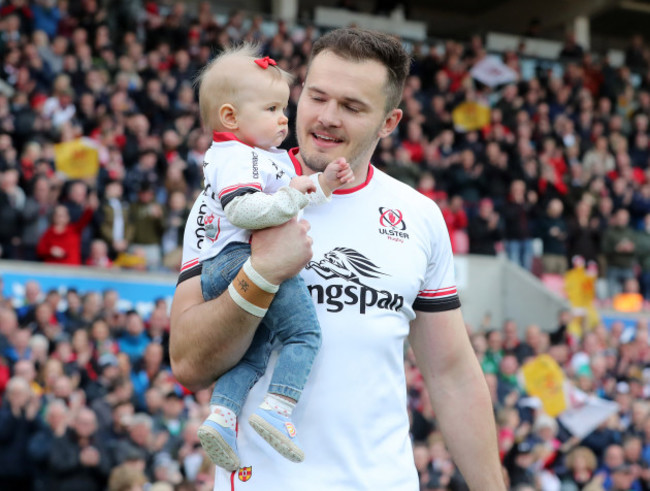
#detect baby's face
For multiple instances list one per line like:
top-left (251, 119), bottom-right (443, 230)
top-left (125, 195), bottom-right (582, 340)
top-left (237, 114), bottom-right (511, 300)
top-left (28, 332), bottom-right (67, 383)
top-left (236, 74), bottom-right (290, 150)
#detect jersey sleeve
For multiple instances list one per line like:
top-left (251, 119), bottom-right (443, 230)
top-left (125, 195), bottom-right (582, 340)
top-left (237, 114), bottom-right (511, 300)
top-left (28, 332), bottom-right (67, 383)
top-left (303, 173), bottom-right (331, 207)
top-left (224, 186), bottom-right (309, 229)
top-left (412, 202), bottom-right (461, 312)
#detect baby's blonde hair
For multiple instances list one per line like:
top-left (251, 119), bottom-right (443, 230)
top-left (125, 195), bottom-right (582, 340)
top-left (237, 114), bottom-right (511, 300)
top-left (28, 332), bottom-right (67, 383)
top-left (195, 43), bottom-right (293, 130)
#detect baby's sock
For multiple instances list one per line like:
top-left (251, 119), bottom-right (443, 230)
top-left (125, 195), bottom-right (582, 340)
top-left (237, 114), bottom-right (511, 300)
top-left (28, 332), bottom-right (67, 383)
top-left (261, 393), bottom-right (296, 418)
top-left (209, 405), bottom-right (237, 430)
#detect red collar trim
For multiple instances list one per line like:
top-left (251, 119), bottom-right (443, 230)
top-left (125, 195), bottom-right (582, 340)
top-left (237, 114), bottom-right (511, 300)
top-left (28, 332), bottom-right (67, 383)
top-left (288, 147), bottom-right (374, 194)
top-left (212, 131), bottom-right (254, 148)
top-left (288, 147), bottom-right (302, 176)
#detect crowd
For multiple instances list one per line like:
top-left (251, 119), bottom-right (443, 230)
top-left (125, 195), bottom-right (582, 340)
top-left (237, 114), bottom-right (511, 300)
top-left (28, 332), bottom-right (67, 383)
top-left (2, 0), bottom-right (650, 489)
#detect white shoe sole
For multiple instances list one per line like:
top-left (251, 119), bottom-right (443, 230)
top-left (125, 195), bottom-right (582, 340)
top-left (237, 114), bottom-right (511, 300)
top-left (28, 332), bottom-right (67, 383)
top-left (197, 424), bottom-right (240, 471)
top-left (249, 413), bottom-right (305, 463)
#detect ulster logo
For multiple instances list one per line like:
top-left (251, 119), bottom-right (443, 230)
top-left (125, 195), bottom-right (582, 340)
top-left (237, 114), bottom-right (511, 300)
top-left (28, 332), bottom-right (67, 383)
top-left (306, 247), bottom-right (403, 314)
top-left (204, 214), bottom-right (220, 242)
top-left (238, 466), bottom-right (252, 482)
top-left (378, 207), bottom-right (409, 242)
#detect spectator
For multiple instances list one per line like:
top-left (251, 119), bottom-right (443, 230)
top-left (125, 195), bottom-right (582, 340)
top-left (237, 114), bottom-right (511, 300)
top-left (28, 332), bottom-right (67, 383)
top-left (0, 376), bottom-right (41, 490)
top-left (86, 238), bottom-right (113, 268)
top-left (625, 35), bottom-right (648, 72)
top-left (107, 463), bottom-right (148, 491)
top-left (49, 406), bottom-right (111, 491)
top-left (113, 412), bottom-right (161, 480)
top-left (127, 182), bottom-right (164, 271)
top-left (161, 190), bottom-right (188, 271)
top-left (559, 446), bottom-right (599, 490)
top-left (539, 198), bottom-right (569, 274)
top-left (19, 175), bottom-right (53, 261)
top-left (468, 197), bottom-right (502, 255)
top-left (602, 208), bottom-right (639, 297)
top-left (501, 180), bottom-right (536, 271)
top-left (97, 180), bottom-right (133, 260)
top-left (36, 198), bottom-right (97, 265)
top-left (117, 311), bottom-right (150, 365)
top-left (27, 399), bottom-right (69, 491)
top-left (0, 169), bottom-right (24, 259)
top-left (566, 199), bottom-right (602, 265)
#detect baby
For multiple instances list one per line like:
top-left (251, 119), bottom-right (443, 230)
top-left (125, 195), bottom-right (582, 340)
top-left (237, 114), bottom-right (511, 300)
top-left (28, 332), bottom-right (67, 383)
top-left (194, 44), bottom-right (353, 471)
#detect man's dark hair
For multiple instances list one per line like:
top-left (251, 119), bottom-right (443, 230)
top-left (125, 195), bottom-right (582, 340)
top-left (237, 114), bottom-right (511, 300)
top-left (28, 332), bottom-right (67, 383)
top-left (311, 27), bottom-right (411, 112)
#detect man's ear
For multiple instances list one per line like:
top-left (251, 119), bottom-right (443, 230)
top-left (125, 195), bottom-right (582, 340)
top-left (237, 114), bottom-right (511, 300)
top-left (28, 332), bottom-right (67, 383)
top-left (378, 108), bottom-right (403, 139)
top-left (219, 104), bottom-right (238, 130)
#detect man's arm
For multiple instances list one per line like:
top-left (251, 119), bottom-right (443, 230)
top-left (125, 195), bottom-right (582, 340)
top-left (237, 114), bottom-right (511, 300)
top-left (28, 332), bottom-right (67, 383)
top-left (409, 308), bottom-right (505, 491)
top-left (170, 218), bottom-right (313, 391)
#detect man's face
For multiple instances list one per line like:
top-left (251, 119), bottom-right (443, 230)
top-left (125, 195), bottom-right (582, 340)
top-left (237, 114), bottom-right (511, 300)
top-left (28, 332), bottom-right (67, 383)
top-left (296, 51), bottom-right (401, 178)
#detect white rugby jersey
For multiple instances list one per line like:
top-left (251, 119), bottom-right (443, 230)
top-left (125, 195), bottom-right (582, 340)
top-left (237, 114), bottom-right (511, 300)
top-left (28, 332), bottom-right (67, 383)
top-left (202, 149), bottom-right (461, 491)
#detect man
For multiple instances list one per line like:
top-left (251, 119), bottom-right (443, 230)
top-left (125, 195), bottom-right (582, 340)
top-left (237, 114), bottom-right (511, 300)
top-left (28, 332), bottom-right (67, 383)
top-left (49, 407), bottom-right (111, 491)
top-left (170, 28), bottom-right (503, 490)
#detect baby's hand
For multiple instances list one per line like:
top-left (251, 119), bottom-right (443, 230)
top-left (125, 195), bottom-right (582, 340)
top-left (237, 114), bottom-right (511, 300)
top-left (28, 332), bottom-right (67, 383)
top-left (319, 158), bottom-right (354, 196)
top-left (290, 176), bottom-right (317, 194)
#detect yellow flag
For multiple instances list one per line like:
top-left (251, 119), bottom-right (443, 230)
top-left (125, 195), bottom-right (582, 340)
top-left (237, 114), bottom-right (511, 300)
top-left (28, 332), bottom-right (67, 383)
top-left (521, 354), bottom-right (567, 417)
top-left (54, 137), bottom-right (99, 179)
top-left (452, 102), bottom-right (491, 132)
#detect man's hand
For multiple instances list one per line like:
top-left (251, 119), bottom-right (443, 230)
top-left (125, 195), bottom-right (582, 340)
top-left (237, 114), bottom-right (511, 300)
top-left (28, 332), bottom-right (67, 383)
top-left (250, 218), bottom-right (313, 285)
top-left (79, 446), bottom-right (100, 467)
top-left (319, 158), bottom-right (354, 196)
top-left (290, 176), bottom-right (317, 194)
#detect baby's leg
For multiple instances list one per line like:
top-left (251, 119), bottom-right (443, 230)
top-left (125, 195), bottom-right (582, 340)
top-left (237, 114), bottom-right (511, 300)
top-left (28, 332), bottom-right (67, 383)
top-left (248, 275), bottom-right (321, 463)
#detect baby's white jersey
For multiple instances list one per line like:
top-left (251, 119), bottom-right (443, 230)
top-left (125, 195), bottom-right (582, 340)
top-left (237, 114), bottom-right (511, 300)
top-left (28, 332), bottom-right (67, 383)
top-left (204, 151), bottom-right (461, 491)
top-left (199, 132), bottom-right (301, 263)
top-left (178, 134), bottom-right (300, 281)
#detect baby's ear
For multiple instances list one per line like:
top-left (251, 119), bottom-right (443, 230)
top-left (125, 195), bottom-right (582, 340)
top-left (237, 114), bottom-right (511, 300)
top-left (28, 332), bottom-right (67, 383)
top-left (219, 104), bottom-right (238, 130)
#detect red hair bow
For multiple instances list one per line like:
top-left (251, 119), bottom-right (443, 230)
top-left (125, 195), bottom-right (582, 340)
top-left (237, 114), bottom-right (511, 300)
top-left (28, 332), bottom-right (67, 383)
top-left (254, 56), bottom-right (277, 69)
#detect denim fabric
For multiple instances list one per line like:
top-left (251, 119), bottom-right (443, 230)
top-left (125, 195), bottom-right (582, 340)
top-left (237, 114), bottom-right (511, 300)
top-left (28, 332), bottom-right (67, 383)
top-left (505, 239), bottom-right (534, 272)
top-left (201, 242), bottom-right (321, 414)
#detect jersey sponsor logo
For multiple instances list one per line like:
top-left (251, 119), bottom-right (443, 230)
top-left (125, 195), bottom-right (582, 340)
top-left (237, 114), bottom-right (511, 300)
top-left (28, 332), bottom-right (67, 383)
top-left (195, 201), bottom-right (208, 249)
top-left (252, 151), bottom-right (259, 179)
top-left (238, 466), bottom-right (252, 482)
top-left (378, 207), bottom-right (409, 242)
top-left (306, 247), bottom-right (404, 314)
